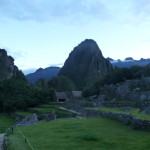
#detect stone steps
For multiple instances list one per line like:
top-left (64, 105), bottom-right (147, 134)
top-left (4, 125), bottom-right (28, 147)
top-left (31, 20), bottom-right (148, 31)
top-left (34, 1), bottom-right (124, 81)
top-left (58, 107), bottom-right (81, 115)
top-left (0, 134), bottom-right (5, 150)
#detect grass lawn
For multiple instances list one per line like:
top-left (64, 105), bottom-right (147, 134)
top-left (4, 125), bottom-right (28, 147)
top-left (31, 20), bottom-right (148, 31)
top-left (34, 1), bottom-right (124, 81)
top-left (0, 114), bottom-right (16, 133)
top-left (88, 107), bottom-right (150, 120)
top-left (7, 118), bottom-right (150, 150)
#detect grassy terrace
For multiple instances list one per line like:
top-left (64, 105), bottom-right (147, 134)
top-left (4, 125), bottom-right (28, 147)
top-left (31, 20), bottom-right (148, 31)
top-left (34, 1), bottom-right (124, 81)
top-left (30, 107), bottom-right (71, 115)
top-left (39, 104), bottom-right (61, 108)
top-left (8, 118), bottom-right (150, 150)
top-left (0, 114), bottom-right (16, 133)
top-left (87, 107), bottom-right (150, 120)
top-left (16, 112), bottom-right (33, 117)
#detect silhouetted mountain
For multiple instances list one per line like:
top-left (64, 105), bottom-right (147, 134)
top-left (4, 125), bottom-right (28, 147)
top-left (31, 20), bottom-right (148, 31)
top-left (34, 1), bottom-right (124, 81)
top-left (0, 49), bottom-right (20, 82)
top-left (125, 57), bottom-right (134, 61)
top-left (106, 57), bottom-right (114, 61)
top-left (26, 67), bottom-right (60, 83)
top-left (107, 57), bottom-right (150, 68)
top-left (59, 39), bottom-right (113, 89)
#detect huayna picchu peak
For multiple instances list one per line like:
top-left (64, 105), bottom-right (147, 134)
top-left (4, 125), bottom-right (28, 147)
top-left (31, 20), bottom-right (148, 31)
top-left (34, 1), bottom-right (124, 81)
top-left (59, 39), bottom-right (113, 89)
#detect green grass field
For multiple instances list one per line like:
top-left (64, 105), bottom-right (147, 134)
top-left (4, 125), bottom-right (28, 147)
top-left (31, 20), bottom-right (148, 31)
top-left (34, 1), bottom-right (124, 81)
top-left (88, 107), bottom-right (150, 120)
top-left (7, 118), bottom-right (150, 150)
top-left (0, 114), bottom-right (16, 133)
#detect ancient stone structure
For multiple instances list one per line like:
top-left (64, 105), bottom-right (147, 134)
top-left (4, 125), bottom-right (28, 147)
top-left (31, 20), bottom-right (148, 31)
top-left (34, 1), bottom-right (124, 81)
top-left (92, 77), bottom-right (150, 102)
top-left (45, 111), bottom-right (56, 122)
top-left (82, 109), bottom-right (150, 130)
top-left (15, 114), bottom-right (39, 127)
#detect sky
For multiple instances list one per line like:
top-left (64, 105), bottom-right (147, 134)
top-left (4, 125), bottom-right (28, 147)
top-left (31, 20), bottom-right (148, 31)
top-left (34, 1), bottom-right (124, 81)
top-left (0, 0), bottom-right (150, 74)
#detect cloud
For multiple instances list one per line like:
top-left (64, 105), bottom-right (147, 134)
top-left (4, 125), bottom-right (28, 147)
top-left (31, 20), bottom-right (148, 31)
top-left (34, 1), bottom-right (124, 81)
top-left (22, 68), bottom-right (37, 75)
top-left (49, 63), bottom-right (64, 67)
top-left (0, 0), bottom-right (110, 23)
top-left (1, 47), bottom-right (28, 59)
top-left (132, 0), bottom-right (150, 22)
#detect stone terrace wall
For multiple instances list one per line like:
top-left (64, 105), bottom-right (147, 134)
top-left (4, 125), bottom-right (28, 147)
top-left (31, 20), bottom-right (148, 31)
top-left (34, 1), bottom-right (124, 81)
top-left (63, 100), bottom-right (98, 112)
top-left (82, 109), bottom-right (150, 130)
top-left (102, 102), bottom-right (150, 109)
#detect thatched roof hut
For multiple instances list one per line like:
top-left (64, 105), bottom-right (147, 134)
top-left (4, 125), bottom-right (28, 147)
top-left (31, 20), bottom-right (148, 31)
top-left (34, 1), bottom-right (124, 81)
top-left (54, 92), bottom-right (68, 102)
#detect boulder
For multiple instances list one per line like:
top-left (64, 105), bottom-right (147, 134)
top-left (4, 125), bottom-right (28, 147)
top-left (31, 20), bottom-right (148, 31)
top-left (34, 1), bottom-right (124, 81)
top-left (15, 114), bottom-right (38, 126)
top-left (141, 106), bottom-right (150, 115)
top-left (45, 111), bottom-right (56, 122)
top-left (116, 85), bottom-right (130, 98)
top-left (140, 95), bottom-right (147, 101)
top-left (110, 98), bottom-right (117, 103)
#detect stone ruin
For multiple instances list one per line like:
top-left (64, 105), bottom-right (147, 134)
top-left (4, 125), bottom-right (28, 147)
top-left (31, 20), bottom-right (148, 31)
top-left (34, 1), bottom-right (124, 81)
top-left (45, 111), bottom-right (56, 122)
top-left (15, 114), bottom-right (39, 127)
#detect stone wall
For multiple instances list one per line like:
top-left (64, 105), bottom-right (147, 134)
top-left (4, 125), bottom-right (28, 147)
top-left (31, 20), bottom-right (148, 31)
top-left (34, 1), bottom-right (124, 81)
top-left (82, 109), bottom-right (150, 130)
top-left (101, 102), bottom-right (150, 109)
top-left (63, 100), bottom-right (102, 111)
top-left (63, 101), bottom-right (150, 130)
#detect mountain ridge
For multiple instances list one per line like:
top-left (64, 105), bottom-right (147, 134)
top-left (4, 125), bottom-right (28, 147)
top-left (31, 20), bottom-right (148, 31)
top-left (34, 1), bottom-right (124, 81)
top-left (26, 66), bottom-right (60, 83)
top-left (107, 57), bottom-right (150, 67)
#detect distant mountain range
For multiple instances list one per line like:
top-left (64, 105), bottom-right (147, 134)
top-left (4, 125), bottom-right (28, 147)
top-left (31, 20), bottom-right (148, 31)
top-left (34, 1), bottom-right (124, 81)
top-left (26, 67), bottom-right (60, 83)
top-left (107, 57), bottom-right (150, 68)
top-left (25, 45), bottom-right (150, 84)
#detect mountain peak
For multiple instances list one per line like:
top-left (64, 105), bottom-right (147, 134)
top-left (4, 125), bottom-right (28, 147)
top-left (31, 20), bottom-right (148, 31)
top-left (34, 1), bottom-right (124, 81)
top-left (59, 39), bottom-right (113, 89)
top-left (125, 57), bottom-right (134, 61)
top-left (74, 39), bottom-right (102, 54)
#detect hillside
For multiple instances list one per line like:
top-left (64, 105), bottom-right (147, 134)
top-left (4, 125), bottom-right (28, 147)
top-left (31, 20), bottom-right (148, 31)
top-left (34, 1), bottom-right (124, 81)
top-left (26, 67), bottom-right (60, 83)
top-left (59, 39), bottom-right (113, 89)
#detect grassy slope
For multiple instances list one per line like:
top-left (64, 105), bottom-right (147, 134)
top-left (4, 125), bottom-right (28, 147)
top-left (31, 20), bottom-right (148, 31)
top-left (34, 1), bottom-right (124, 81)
top-left (16, 112), bottom-right (33, 117)
top-left (31, 107), bottom-right (71, 114)
top-left (8, 118), bottom-right (150, 150)
top-left (0, 114), bottom-right (16, 133)
top-left (88, 107), bottom-right (150, 120)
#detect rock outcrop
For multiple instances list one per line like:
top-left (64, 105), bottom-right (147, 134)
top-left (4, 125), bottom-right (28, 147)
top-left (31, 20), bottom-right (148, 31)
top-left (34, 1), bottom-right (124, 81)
top-left (0, 49), bottom-right (19, 82)
top-left (93, 77), bottom-right (150, 102)
top-left (15, 114), bottom-right (39, 126)
top-left (59, 39), bottom-right (113, 89)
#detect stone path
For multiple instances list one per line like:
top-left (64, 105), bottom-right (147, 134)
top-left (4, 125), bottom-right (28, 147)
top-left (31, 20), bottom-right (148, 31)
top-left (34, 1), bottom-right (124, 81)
top-left (0, 134), bottom-right (4, 150)
top-left (58, 107), bottom-right (81, 115)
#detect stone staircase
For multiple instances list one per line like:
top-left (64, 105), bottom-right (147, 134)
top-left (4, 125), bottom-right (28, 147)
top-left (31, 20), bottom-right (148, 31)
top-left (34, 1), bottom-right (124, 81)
top-left (0, 134), bottom-right (5, 150)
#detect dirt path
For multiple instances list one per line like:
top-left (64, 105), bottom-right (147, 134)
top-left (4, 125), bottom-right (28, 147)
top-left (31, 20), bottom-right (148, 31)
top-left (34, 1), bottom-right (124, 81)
top-left (0, 134), bottom-right (4, 150)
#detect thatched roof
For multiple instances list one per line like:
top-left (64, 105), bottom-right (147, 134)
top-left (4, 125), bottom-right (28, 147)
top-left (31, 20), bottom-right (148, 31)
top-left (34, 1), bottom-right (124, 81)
top-left (72, 91), bottom-right (82, 98)
top-left (55, 92), bottom-right (67, 99)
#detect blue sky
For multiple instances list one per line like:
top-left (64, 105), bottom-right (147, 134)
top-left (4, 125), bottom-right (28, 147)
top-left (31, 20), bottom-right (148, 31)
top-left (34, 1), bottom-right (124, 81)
top-left (0, 0), bottom-right (150, 74)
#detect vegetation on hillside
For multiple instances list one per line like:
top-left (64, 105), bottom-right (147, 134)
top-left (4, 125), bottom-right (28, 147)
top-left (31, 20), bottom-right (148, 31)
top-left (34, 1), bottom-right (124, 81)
top-left (48, 75), bottom-right (76, 92)
top-left (0, 72), bottom-right (51, 113)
